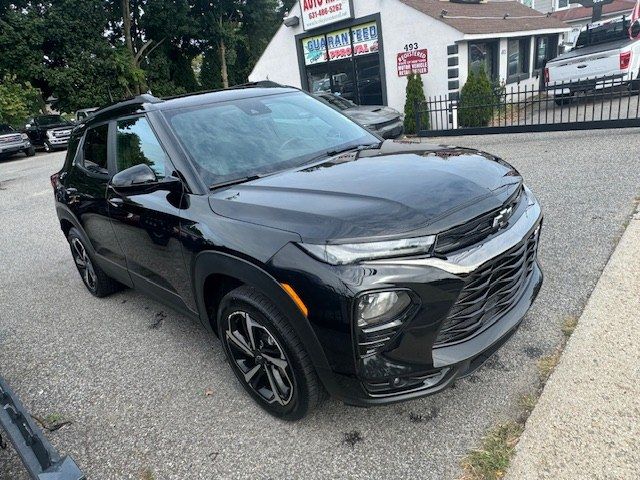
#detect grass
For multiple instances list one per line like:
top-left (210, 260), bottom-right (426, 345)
top-left (561, 316), bottom-right (578, 338)
top-left (140, 468), bottom-right (155, 480)
top-left (44, 413), bottom-right (64, 425)
top-left (537, 351), bottom-right (561, 383)
top-left (461, 422), bottom-right (524, 480)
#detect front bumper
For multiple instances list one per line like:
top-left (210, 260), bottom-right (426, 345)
top-left (269, 187), bottom-right (543, 406)
top-left (0, 141), bottom-right (31, 155)
top-left (375, 121), bottom-right (404, 139)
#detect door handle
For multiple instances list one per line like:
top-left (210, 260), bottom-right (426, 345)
top-left (108, 198), bottom-right (124, 208)
top-left (577, 65), bottom-right (587, 69)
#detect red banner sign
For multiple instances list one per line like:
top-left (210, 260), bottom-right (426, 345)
top-left (397, 49), bottom-right (429, 77)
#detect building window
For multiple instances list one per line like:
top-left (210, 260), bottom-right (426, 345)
top-left (300, 20), bottom-right (383, 105)
top-left (534, 35), bottom-right (558, 71)
top-left (507, 38), bottom-right (531, 83)
top-left (556, 0), bottom-right (570, 9)
top-left (468, 41), bottom-right (498, 79)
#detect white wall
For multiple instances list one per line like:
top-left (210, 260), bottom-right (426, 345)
top-left (249, 0), bottom-right (464, 111)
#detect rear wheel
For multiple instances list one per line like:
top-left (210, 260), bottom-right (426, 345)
top-left (217, 286), bottom-right (325, 421)
top-left (67, 228), bottom-right (121, 297)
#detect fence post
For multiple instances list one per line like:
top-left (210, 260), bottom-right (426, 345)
top-left (451, 98), bottom-right (458, 130)
top-left (415, 99), bottom-right (421, 134)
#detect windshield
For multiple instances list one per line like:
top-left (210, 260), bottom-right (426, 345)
top-left (164, 91), bottom-right (379, 186)
top-left (35, 115), bottom-right (65, 126)
top-left (0, 124), bottom-right (14, 134)
top-left (575, 19), bottom-right (631, 49)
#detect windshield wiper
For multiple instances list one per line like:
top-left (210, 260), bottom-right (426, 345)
top-left (325, 142), bottom-right (383, 158)
top-left (209, 175), bottom-right (261, 191)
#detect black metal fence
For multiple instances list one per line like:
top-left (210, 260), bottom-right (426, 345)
top-left (416, 75), bottom-right (640, 137)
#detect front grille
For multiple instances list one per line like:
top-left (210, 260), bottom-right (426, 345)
top-left (0, 134), bottom-right (22, 144)
top-left (434, 225), bottom-right (540, 346)
top-left (435, 186), bottom-right (522, 255)
top-left (51, 129), bottom-right (71, 139)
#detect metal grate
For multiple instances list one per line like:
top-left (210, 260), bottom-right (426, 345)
top-left (435, 225), bottom-right (540, 346)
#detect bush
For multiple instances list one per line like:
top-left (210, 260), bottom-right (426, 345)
top-left (458, 68), bottom-right (497, 128)
top-left (403, 72), bottom-right (429, 134)
top-left (0, 76), bottom-right (42, 127)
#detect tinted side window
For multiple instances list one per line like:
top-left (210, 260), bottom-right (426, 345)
top-left (116, 117), bottom-right (169, 179)
top-left (83, 125), bottom-right (109, 175)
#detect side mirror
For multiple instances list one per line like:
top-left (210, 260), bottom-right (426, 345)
top-left (111, 164), bottom-right (157, 189)
top-left (111, 163), bottom-right (183, 192)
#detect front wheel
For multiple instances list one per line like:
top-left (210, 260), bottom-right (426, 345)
top-left (217, 286), bottom-right (325, 421)
top-left (24, 146), bottom-right (36, 157)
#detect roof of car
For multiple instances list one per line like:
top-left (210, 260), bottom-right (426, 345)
top-left (85, 83), bottom-right (298, 127)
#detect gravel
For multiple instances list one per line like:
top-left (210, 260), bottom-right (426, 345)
top-left (1, 129), bottom-right (640, 480)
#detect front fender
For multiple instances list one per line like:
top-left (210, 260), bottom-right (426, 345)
top-left (192, 251), bottom-right (344, 400)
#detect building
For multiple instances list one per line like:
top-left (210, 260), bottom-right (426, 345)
top-left (550, 0), bottom-right (638, 45)
top-left (249, 0), bottom-right (569, 112)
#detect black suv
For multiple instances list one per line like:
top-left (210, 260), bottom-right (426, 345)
top-left (52, 87), bottom-right (543, 420)
top-left (25, 114), bottom-right (74, 151)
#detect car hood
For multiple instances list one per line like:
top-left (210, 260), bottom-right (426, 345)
top-left (208, 140), bottom-right (522, 242)
top-left (344, 106), bottom-right (400, 125)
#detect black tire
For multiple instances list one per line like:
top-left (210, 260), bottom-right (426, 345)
top-left (217, 286), bottom-right (325, 421)
top-left (67, 228), bottom-right (122, 298)
top-left (24, 146), bottom-right (36, 157)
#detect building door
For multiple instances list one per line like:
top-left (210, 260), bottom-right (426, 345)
top-left (354, 55), bottom-right (383, 105)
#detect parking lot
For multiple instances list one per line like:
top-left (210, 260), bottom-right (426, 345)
top-left (1, 128), bottom-right (640, 480)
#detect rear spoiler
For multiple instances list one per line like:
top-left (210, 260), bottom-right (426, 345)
top-left (0, 376), bottom-right (84, 479)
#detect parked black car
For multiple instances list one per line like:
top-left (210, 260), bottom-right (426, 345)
top-left (25, 114), bottom-right (74, 152)
top-left (315, 92), bottom-right (404, 139)
top-left (52, 86), bottom-right (543, 420)
top-left (0, 124), bottom-right (35, 158)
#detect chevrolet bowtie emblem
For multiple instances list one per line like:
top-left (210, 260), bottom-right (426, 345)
top-left (493, 206), bottom-right (513, 229)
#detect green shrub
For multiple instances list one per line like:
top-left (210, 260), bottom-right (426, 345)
top-left (458, 68), bottom-right (497, 128)
top-left (403, 72), bottom-right (429, 134)
top-left (0, 76), bottom-right (42, 127)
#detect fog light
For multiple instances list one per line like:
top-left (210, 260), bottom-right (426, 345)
top-left (356, 291), bottom-right (412, 328)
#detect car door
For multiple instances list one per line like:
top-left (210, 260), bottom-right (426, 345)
top-left (106, 115), bottom-right (194, 314)
top-left (62, 122), bottom-right (131, 284)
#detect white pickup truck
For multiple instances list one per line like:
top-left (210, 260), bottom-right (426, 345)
top-left (545, 17), bottom-right (640, 103)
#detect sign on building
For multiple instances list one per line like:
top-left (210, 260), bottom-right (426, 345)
top-left (299, 0), bottom-right (354, 31)
top-left (397, 49), bottom-right (429, 76)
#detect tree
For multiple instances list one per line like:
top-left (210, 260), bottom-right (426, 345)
top-left (0, 76), bottom-right (42, 127)
top-left (458, 68), bottom-right (496, 128)
top-left (403, 73), bottom-right (429, 134)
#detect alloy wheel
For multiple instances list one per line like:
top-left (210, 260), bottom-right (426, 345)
top-left (225, 311), bottom-right (294, 406)
top-left (70, 237), bottom-right (97, 291)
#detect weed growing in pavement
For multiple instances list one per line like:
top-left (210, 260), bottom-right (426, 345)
top-left (561, 316), bottom-right (579, 338)
top-left (461, 422), bottom-right (524, 480)
top-left (461, 312), bottom-right (580, 479)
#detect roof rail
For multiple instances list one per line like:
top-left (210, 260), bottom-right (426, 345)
top-left (92, 93), bottom-right (163, 119)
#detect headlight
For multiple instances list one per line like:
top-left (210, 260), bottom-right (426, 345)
top-left (46, 130), bottom-right (55, 138)
top-left (356, 291), bottom-right (412, 328)
top-left (21, 133), bottom-right (29, 141)
top-left (298, 235), bottom-right (436, 265)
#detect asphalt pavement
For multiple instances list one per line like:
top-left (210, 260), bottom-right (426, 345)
top-left (1, 128), bottom-right (640, 480)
